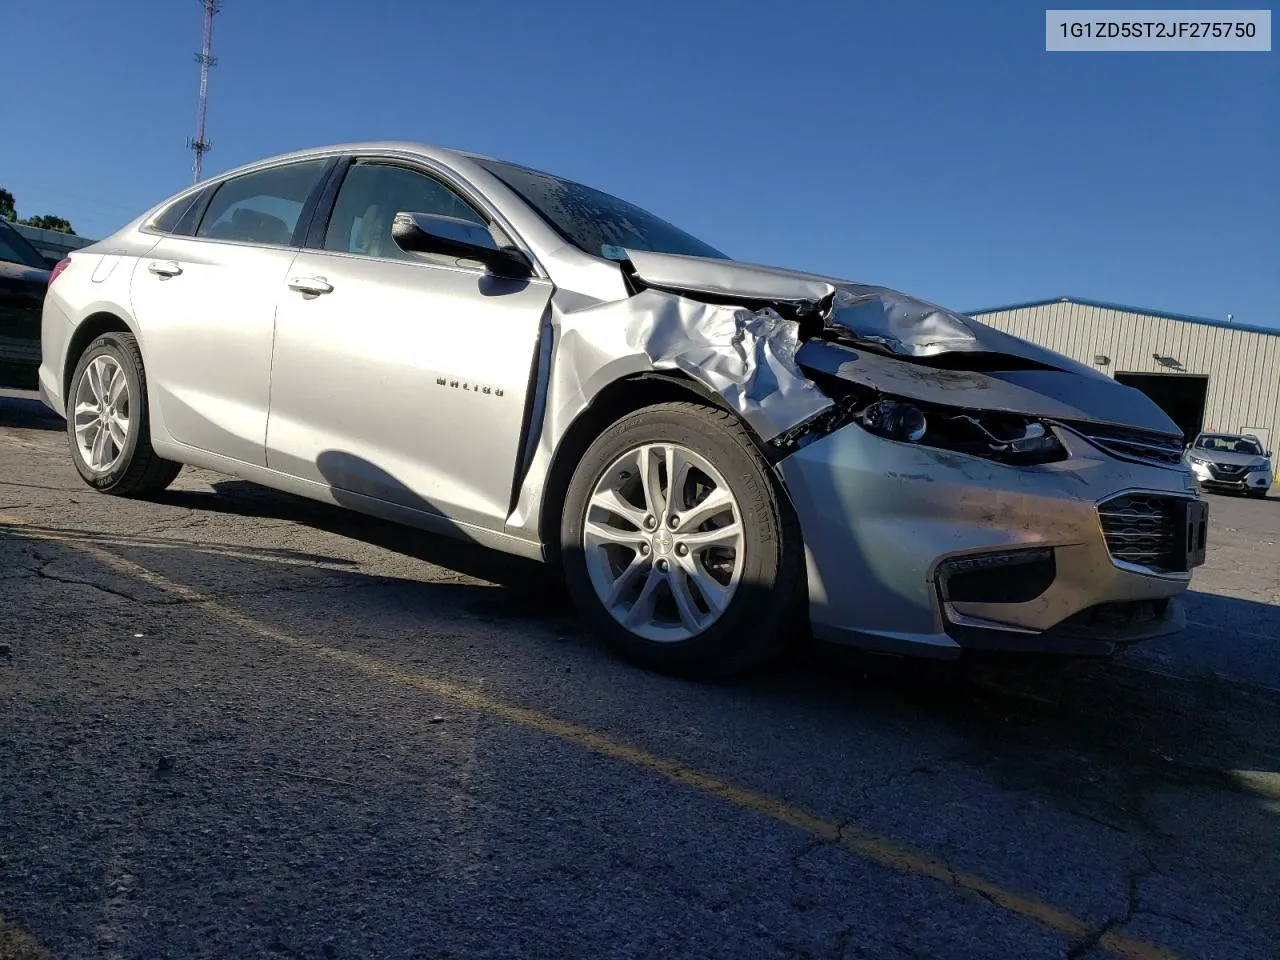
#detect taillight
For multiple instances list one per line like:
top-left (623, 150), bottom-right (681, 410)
top-left (48, 257), bottom-right (71, 286)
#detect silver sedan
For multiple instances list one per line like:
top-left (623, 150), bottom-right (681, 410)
top-left (38, 142), bottom-right (1207, 677)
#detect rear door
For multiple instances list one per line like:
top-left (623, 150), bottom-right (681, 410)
top-left (129, 158), bottom-right (332, 466)
top-left (265, 156), bottom-right (552, 530)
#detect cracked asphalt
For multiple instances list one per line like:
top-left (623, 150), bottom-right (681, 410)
top-left (1, 389), bottom-right (1278, 960)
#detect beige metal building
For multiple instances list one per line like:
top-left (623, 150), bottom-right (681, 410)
top-left (970, 296), bottom-right (1280, 456)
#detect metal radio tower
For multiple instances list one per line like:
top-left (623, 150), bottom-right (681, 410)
top-left (187, 0), bottom-right (220, 183)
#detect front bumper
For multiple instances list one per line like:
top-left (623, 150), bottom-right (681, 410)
top-left (777, 424), bottom-right (1202, 659)
top-left (1188, 461), bottom-right (1271, 493)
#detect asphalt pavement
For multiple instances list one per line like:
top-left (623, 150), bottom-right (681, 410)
top-left (1, 390), bottom-right (1278, 960)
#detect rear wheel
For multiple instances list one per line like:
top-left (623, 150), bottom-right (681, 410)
top-left (67, 333), bottom-right (182, 497)
top-left (561, 401), bottom-right (805, 679)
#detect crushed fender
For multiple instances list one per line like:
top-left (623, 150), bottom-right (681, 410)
top-left (550, 289), bottom-right (832, 443)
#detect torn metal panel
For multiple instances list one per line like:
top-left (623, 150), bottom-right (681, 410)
top-left (622, 249), bottom-right (1107, 377)
top-left (796, 340), bottom-right (1181, 436)
top-left (623, 249), bottom-right (992, 356)
top-left (825, 286), bottom-right (1112, 381)
top-left (826, 286), bottom-right (987, 356)
top-left (549, 288), bottom-right (833, 443)
top-left (624, 249), bottom-right (835, 305)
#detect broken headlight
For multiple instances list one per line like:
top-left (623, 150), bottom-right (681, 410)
top-left (858, 397), bottom-right (1067, 465)
top-left (861, 400), bottom-right (927, 443)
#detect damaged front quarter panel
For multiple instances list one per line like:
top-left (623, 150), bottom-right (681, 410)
top-left (503, 284), bottom-right (834, 540)
top-left (546, 287), bottom-right (833, 444)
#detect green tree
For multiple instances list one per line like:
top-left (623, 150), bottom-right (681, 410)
top-left (19, 214), bottom-right (75, 234)
top-left (0, 187), bottom-right (76, 233)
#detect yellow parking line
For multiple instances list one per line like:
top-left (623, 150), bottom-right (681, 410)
top-left (0, 514), bottom-right (1176, 960)
top-left (1232, 769), bottom-right (1280, 800)
top-left (0, 912), bottom-right (51, 960)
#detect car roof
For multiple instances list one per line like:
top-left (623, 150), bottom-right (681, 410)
top-left (195, 141), bottom-right (520, 187)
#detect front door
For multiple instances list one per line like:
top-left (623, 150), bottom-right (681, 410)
top-left (128, 157), bottom-right (330, 466)
top-left (265, 159), bottom-right (552, 529)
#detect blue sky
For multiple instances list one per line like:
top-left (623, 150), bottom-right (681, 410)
top-left (2, 0), bottom-right (1275, 324)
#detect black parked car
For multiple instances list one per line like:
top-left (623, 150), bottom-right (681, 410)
top-left (0, 218), bottom-right (54, 390)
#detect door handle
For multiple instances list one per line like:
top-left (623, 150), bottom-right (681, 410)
top-left (147, 260), bottom-right (182, 278)
top-left (288, 276), bottom-right (333, 296)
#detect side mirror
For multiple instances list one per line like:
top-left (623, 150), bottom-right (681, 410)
top-left (391, 211), bottom-right (532, 280)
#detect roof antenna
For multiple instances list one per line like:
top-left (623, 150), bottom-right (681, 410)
top-left (187, 0), bottom-right (221, 184)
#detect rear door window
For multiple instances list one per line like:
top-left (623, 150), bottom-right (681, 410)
top-left (196, 159), bottom-right (329, 246)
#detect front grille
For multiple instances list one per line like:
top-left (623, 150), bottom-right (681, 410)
top-left (1208, 462), bottom-right (1246, 479)
top-left (1098, 493), bottom-right (1188, 572)
top-left (1066, 422), bottom-right (1184, 469)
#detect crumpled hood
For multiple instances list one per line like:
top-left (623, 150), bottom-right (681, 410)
top-left (795, 340), bottom-right (1181, 436)
top-left (623, 248), bottom-right (1181, 438)
top-left (625, 249), bottom-right (1101, 371)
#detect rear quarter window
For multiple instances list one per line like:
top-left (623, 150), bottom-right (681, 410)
top-left (144, 189), bottom-right (212, 236)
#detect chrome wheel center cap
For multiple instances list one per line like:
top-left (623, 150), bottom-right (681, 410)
top-left (651, 531), bottom-right (673, 556)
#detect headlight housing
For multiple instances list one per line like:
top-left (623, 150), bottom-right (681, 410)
top-left (856, 397), bottom-right (1067, 465)
top-left (861, 400), bottom-right (927, 443)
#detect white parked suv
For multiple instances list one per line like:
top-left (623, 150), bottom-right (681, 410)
top-left (1183, 432), bottom-right (1274, 498)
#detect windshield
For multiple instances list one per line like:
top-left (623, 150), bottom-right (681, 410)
top-left (474, 158), bottom-right (729, 262)
top-left (0, 219), bottom-right (49, 269)
top-left (1195, 434), bottom-right (1263, 456)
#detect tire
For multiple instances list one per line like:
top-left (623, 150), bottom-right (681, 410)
top-left (560, 401), bottom-right (805, 679)
top-left (67, 332), bottom-right (182, 497)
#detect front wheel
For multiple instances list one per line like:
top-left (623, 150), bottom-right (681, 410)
top-left (67, 332), bottom-right (182, 497)
top-left (560, 401), bottom-right (805, 679)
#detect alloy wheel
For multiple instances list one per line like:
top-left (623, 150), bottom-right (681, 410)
top-left (73, 355), bottom-right (131, 473)
top-left (582, 442), bottom-right (745, 643)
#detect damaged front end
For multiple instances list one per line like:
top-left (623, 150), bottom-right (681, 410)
top-left (611, 248), bottom-right (1187, 465)
top-left (579, 249), bottom-right (1204, 657)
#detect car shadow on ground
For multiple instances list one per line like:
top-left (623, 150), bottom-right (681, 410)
top-left (4, 474), bottom-right (1278, 955)
top-left (0, 392), bottom-right (61, 431)
top-left (155, 478), bottom-right (569, 611)
top-left (798, 623), bottom-right (1280, 817)
top-left (11, 435), bottom-right (1277, 839)
top-left (149, 464), bottom-right (1280, 799)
